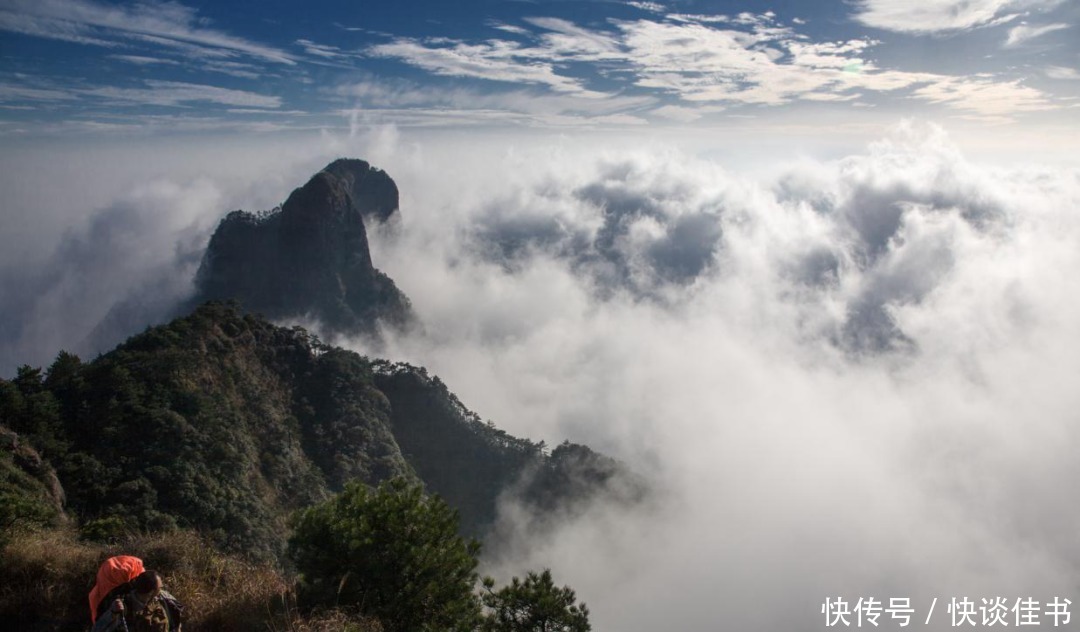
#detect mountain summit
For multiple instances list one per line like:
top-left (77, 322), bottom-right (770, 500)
top-left (193, 159), bottom-right (412, 335)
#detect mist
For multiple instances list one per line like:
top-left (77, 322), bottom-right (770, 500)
top-left (364, 122), bottom-right (1080, 630)
top-left (2, 121), bottom-right (1079, 630)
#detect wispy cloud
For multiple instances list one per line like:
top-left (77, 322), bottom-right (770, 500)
top-left (107, 49), bottom-right (261, 80)
top-left (82, 80), bottom-right (281, 108)
top-left (909, 76), bottom-right (1053, 121)
top-left (367, 14), bottom-right (1062, 123)
top-left (0, 113), bottom-right (318, 137)
top-left (489, 22), bottom-right (531, 36)
top-left (336, 76), bottom-right (654, 127)
top-left (851, 0), bottom-right (1060, 34)
top-left (203, 60), bottom-right (263, 80)
top-left (108, 54), bottom-right (180, 66)
top-left (1004, 22), bottom-right (1069, 47)
top-left (650, 104), bottom-right (711, 122)
top-left (2, 2), bottom-right (1069, 133)
top-left (617, 18), bottom-right (845, 105)
top-left (1044, 65), bottom-right (1080, 80)
top-left (626, 1), bottom-right (665, 13)
top-left (522, 17), bottom-right (624, 61)
top-left (295, 38), bottom-right (354, 61)
top-left (0, 0), bottom-right (295, 64)
top-left (0, 81), bottom-right (79, 103)
top-left (368, 38), bottom-right (600, 96)
top-left (616, 17), bottom-right (1052, 119)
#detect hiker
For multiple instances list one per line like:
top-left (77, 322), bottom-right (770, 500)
top-left (92, 570), bottom-right (184, 632)
top-left (89, 555), bottom-right (144, 624)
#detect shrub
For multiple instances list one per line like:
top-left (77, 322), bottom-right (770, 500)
top-left (289, 478), bottom-right (482, 632)
top-left (481, 569), bottom-right (590, 632)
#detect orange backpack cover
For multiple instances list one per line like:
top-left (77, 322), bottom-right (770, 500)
top-left (88, 555), bottom-right (145, 622)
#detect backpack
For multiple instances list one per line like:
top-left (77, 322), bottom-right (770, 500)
top-left (158, 590), bottom-right (184, 630)
top-left (89, 556), bottom-right (145, 623)
top-left (96, 586), bottom-right (184, 631)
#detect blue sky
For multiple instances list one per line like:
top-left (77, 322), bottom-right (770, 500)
top-left (1, 0), bottom-right (1078, 137)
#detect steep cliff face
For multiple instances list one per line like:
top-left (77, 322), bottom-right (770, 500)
top-left (0, 304), bottom-right (642, 561)
top-left (193, 160), bottom-right (412, 336)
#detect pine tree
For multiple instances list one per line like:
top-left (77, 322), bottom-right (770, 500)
top-left (481, 569), bottom-right (590, 632)
top-left (288, 477), bottom-right (482, 632)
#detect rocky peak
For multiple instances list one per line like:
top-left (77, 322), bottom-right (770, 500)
top-left (321, 158), bottom-right (399, 226)
top-left (192, 159), bottom-right (413, 336)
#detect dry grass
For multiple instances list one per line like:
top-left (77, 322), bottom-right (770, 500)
top-left (267, 600), bottom-right (383, 632)
top-left (0, 527), bottom-right (379, 631)
top-left (0, 527), bottom-right (104, 630)
top-left (137, 530), bottom-right (289, 631)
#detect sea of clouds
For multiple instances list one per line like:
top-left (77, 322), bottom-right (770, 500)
top-left (2, 121), bottom-right (1079, 630)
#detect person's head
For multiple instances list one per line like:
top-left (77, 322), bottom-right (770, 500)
top-left (132, 571), bottom-right (162, 601)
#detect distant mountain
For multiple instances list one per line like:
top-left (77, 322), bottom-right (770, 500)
top-left (0, 303), bottom-right (642, 561)
top-left (191, 159), bottom-right (413, 336)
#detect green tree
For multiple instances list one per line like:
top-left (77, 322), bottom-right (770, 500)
top-left (288, 477), bottom-right (482, 632)
top-left (481, 569), bottom-right (590, 632)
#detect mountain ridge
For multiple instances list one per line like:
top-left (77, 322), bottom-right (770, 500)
top-left (1, 302), bottom-right (642, 561)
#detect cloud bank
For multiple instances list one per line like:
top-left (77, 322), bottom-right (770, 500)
top-left (354, 122), bottom-right (1080, 631)
top-left (0, 137), bottom-right (334, 371)
top-left (2, 123), bottom-right (1079, 631)
top-left (0, 179), bottom-right (215, 371)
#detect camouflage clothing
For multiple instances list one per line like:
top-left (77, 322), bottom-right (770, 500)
top-left (91, 589), bottom-right (182, 632)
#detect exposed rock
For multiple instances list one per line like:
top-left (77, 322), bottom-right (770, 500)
top-left (322, 158), bottom-right (400, 226)
top-left (193, 159), bottom-right (412, 336)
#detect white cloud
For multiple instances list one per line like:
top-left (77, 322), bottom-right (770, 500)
top-left (618, 20), bottom-right (916, 107)
top-left (650, 104), bottom-right (707, 122)
top-left (295, 38), bottom-right (356, 61)
top-left (368, 38), bottom-right (600, 95)
top-left (0, 81), bottom-right (78, 103)
top-left (364, 15), bottom-right (1060, 122)
top-left (786, 39), bottom-right (878, 70)
top-left (0, 114), bottom-right (318, 138)
top-left (617, 20), bottom-right (848, 105)
top-left (0, 178), bottom-right (219, 369)
top-left (666, 13), bottom-right (732, 24)
top-left (626, 1), bottom-right (665, 13)
top-left (336, 76), bottom-right (654, 127)
top-left (1045, 65), bottom-right (1080, 80)
top-left (909, 76), bottom-right (1052, 121)
top-left (108, 54), bottom-right (180, 66)
top-left (108, 51), bottom-right (260, 79)
top-left (490, 23), bottom-right (530, 36)
top-left (82, 80), bottom-right (281, 108)
top-left (523, 17), bottom-right (625, 61)
top-left (1004, 22), bottom-right (1070, 46)
top-left (590, 113), bottom-right (648, 125)
top-left (306, 123), bottom-right (1080, 631)
top-left (0, 0), bottom-right (295, 64)
top-left (200, 60), bottom-right (262, 80)
top-left (850, 0), bottom-right (1059, 34)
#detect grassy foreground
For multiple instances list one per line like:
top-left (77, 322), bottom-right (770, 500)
top-left (0, 527), bottom-right (380, 631)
